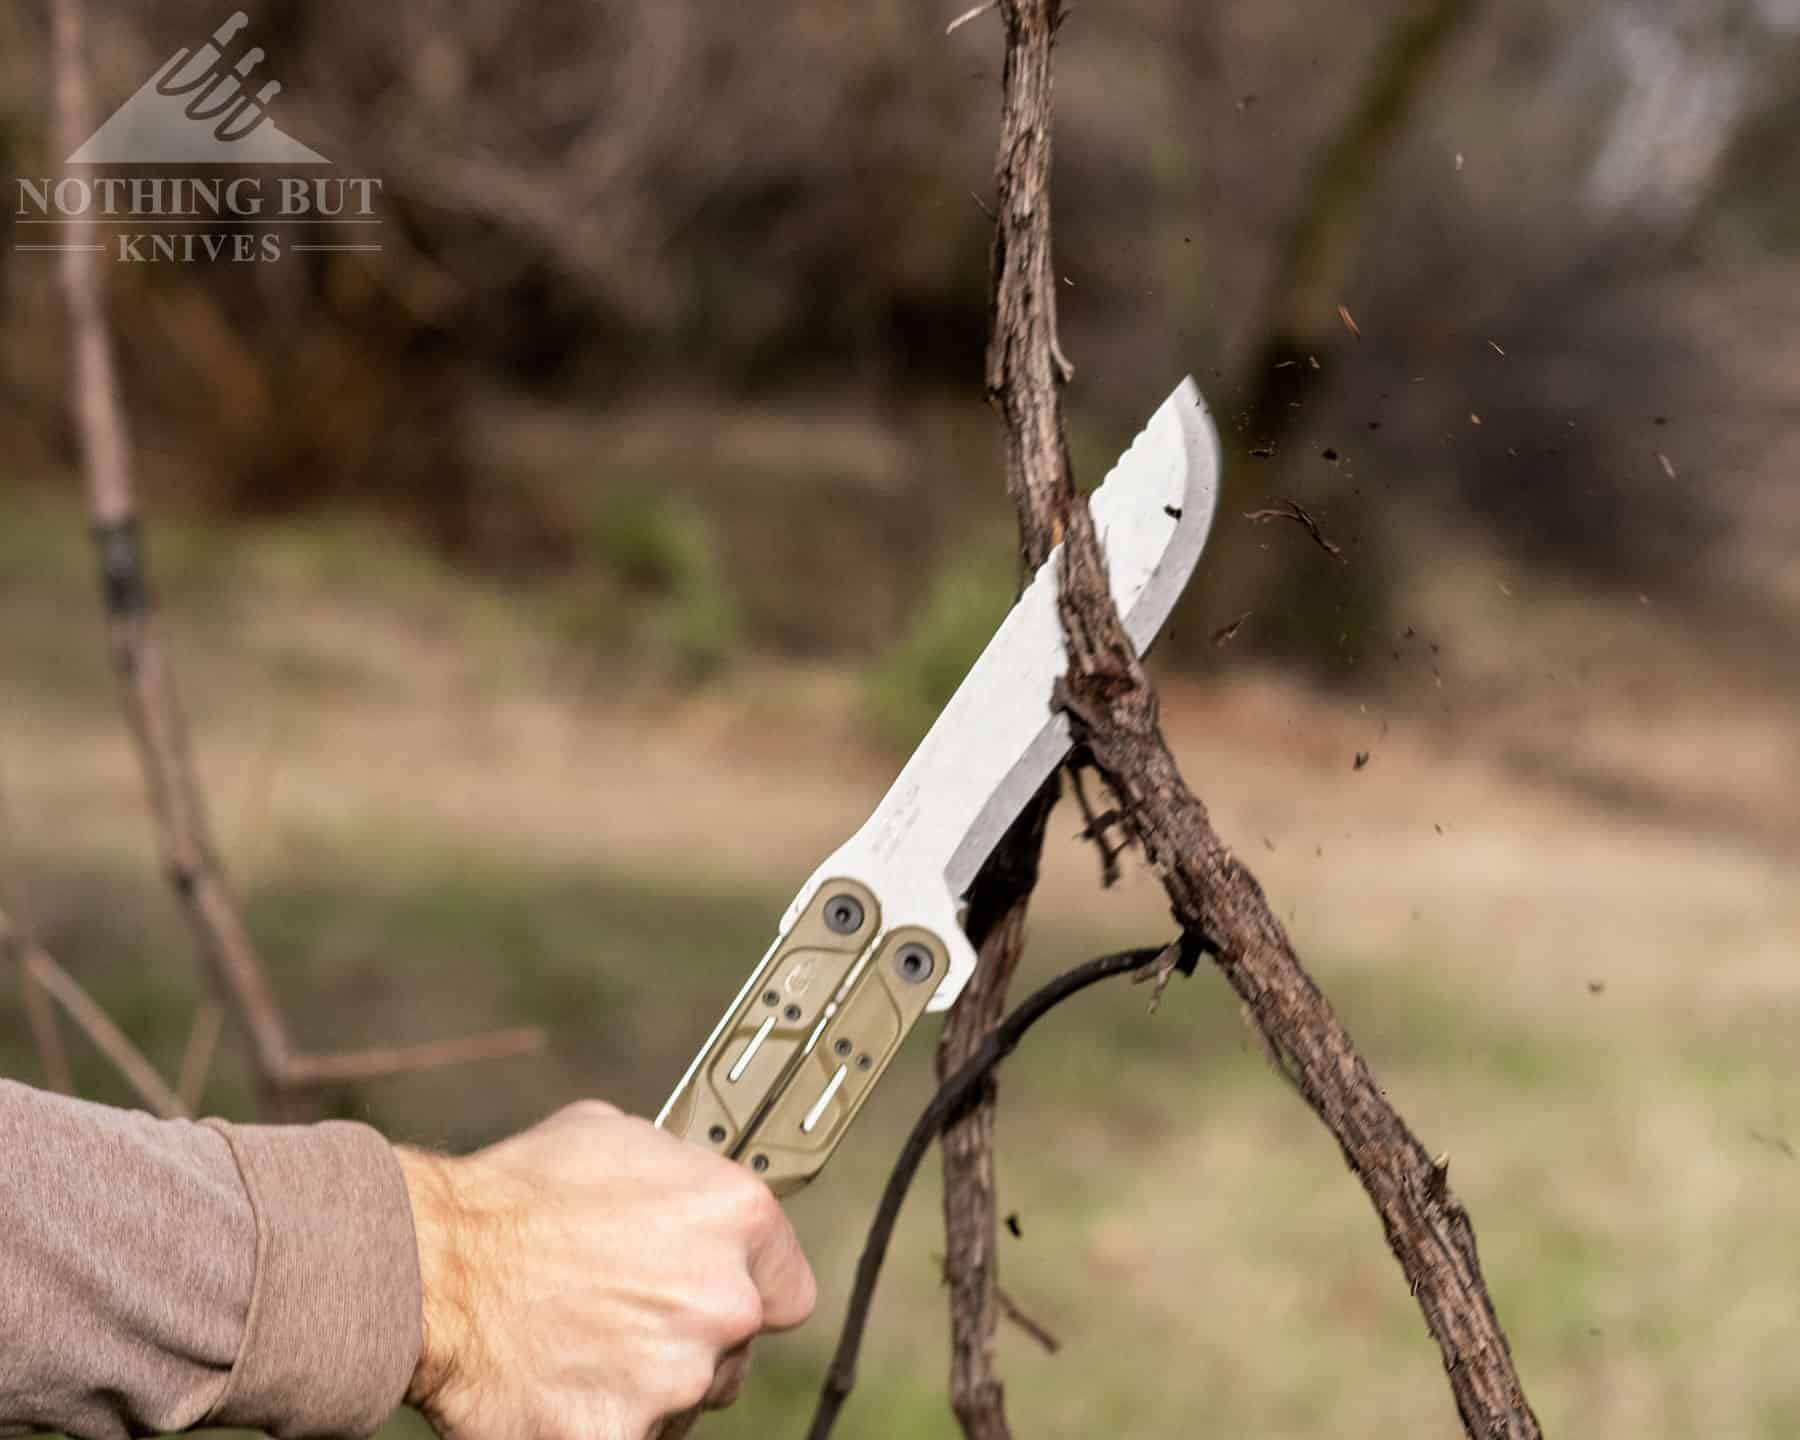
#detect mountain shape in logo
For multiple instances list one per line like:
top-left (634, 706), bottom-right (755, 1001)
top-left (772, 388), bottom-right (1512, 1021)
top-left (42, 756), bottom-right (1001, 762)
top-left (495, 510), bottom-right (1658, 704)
top-left (68, 12), bottom-right (329, 165)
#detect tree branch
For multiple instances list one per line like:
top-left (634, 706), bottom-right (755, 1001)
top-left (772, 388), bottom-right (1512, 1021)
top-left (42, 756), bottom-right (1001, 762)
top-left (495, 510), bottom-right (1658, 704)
top-left (279, 1028), bottom-right (548, 1087)
top-left (808, 944), bottom-right (1171, 1440)
top-left (986, 0), bottom-right (1076, 565)
top-left (0, 773), bottom-right (73, 1095)
top-left (930, 1), bottom-right (1079, 1431)
top-left (48, 0), bottom-right (543, 1117)
top-left (0, 907), bottom-right (187, 1119)
top-left (176, 1002), bottom-right (224, 1112)
top-left (18, 962), bottom-right (72, 1096)
top-left (934, 786), bottom-right (1055, 1440)
top-left (1051, 476), bottom-right (1542, 1438)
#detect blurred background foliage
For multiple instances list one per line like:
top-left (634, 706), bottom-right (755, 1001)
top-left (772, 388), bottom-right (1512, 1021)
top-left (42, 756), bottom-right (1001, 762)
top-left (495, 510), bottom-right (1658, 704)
top-left (0, 0), bottom-right (1795, 697)
top-left (2, 1), bottom-right (1799, 1437)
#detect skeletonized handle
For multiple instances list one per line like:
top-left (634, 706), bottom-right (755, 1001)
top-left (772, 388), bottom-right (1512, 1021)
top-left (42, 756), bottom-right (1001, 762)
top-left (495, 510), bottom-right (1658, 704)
top-left (661, 880), bottom-right (948, 1194)
top-left (656, 891), bottom-right (950, 1437)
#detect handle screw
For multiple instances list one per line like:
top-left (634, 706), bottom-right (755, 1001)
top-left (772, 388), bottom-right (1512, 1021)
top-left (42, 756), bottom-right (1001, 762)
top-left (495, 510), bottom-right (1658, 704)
top-left (823, 894), bottom-right (865, 935)
top-left (894, 942), bottom-right (935, 985)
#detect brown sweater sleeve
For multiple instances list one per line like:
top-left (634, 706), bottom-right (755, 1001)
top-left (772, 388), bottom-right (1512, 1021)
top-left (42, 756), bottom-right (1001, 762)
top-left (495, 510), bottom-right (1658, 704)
top-left (0, 1079), bottom-right (421, 1440)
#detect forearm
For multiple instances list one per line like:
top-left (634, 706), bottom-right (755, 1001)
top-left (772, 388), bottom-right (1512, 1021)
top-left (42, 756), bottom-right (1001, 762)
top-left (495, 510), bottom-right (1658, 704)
top-left (0, 1079), bottom-right (420, 1440)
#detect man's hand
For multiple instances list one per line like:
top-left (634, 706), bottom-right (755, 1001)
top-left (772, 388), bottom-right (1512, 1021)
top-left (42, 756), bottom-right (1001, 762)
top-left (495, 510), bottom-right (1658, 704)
top-left (394, 1101), bottom-right (816, 1440)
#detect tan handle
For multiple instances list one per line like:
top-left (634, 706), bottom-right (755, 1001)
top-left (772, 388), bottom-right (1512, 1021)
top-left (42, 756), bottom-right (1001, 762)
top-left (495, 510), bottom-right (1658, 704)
top-left (662, 881), bottom-right (947, 1194)
top-left (732, 924), bottom-right (945, 1192)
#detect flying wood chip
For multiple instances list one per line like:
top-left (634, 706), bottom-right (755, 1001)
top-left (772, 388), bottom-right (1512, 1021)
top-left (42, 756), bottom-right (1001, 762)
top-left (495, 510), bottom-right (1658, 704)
top-left (1243, 500), bottom-right (1344, 561)
top-left (1211, 611), bottom-right (1253, 647)
top-left (1338, 304), bottom-right (1362, 339)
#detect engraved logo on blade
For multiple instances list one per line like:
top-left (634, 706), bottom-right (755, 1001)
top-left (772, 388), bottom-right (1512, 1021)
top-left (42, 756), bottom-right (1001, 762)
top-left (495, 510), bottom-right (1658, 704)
top-left (870, 782), bottom-right (921, 861)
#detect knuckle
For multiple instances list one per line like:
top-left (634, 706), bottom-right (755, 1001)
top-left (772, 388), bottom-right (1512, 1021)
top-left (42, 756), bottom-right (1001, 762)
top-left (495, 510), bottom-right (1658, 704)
top-left (766, 1255), bottom-right (816, 1330)
top-left (728, 1172), bottom-right (781, 1233)
top-left (714, 1281), bottom-right (764, 1343)
top-left (789, 1259), bottom-right (818, 1322)
top-left (563, 1098), bottom-right (621, 1124)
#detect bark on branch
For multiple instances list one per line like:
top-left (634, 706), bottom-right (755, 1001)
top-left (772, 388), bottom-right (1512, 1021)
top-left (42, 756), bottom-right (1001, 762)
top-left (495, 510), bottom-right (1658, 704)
top-left (930, 3), bottom-right (1080, 1434)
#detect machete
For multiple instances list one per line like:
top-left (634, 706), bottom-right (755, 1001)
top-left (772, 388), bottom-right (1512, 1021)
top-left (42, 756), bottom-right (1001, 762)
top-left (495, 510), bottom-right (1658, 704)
top-left (657, 378), bottom-right (1220, 1192)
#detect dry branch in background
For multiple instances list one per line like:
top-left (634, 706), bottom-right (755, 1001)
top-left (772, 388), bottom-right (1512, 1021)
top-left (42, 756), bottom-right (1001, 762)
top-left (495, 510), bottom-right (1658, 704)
top-left (0, 778), bottom-right (73, 1097)
top-left (47, 0), bottom-right (542, 1119)
top-left (0, 907), bottom-right (187, 1118)
top-left (17, 964), bottom-right (71, 1098)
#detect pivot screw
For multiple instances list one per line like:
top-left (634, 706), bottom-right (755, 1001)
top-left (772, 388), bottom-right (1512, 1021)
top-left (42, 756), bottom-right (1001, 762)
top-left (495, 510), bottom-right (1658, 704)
top-left (707, 1124), bottom-right (727, 1144)
top-left (833, 1037), bottom-right (853, 1058)
top-left (824, 894), bottom-right (865, 935)
top-left (783, 1003), bottom-right (802, 1021)
top-left (751, 1154), bottom-right (770, 1173)
top-left (894, 942), bottom-right (935, 985)
top-left (762, 989), bottom-right (780, 1006)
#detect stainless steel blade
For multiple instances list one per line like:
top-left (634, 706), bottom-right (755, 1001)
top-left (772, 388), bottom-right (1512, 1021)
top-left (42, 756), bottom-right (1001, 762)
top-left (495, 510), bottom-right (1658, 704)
top-left (802, 376), bottom-right (1220, 1012)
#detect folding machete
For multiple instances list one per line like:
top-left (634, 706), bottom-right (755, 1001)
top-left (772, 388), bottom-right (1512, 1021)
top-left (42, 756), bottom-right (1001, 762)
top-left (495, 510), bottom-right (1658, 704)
top-left (657, 378), bottom-right (1221, 1193)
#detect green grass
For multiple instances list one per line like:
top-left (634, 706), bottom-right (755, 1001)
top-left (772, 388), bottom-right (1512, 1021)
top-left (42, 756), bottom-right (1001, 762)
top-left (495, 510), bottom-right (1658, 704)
top-left (549, 488), bottom-right (741, 680)
top-left (864, 540), bottom-right (1016, 749)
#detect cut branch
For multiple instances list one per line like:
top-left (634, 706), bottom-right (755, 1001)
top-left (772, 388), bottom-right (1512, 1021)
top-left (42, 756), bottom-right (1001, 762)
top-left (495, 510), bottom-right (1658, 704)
top-left (49, 0), bottom-right (543, 1116)
top-left (809, 945), bottom-right (1169, 1440)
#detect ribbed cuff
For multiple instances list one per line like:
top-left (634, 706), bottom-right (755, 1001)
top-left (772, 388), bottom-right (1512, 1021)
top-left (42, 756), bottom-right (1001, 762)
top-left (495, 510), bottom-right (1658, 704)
top-left (201, 1118), bottom-right (422, 1439)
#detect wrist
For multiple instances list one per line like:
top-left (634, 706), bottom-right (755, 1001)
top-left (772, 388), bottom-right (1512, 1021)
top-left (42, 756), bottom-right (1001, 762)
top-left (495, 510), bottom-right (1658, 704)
top-left (394, 1145), bottom-right (471, 1415)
